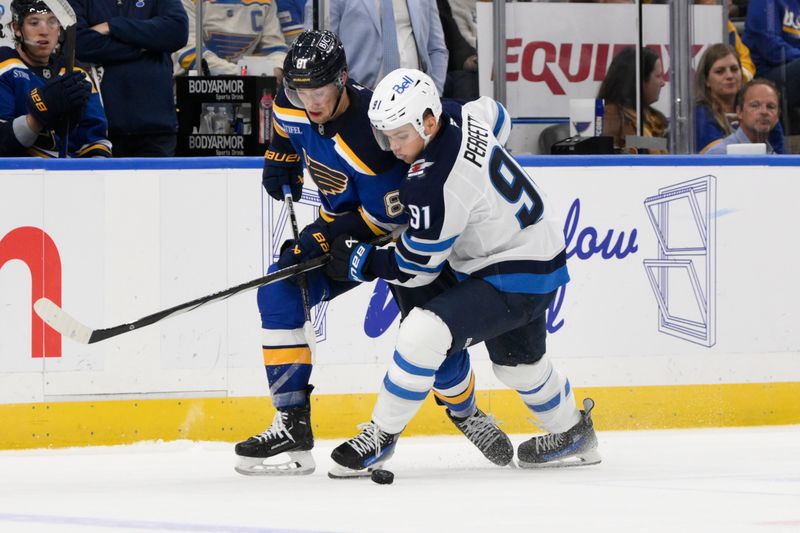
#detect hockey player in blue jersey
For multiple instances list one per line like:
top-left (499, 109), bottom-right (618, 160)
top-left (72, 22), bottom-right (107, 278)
top-left (233, 31), bottom-right (512, 476)
top-left (0, 0), bottom-right (111, 157)
top-left (326, 68), bottom-right (601, 474)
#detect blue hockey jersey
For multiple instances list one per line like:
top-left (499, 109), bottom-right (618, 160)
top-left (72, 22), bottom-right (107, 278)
top-left (268, 79), bottom-right (409, 234)
top-left (0, 47), bottom-right (111, 157)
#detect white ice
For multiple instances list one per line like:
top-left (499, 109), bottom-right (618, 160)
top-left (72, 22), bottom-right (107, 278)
top-left (1, 426), bottom-right (798, 533)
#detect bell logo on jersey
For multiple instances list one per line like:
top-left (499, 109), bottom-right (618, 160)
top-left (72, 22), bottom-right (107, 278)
top-left (393, 75), bottom-right (415, 94)
top-left (408, 160), bottom-right (433, 178)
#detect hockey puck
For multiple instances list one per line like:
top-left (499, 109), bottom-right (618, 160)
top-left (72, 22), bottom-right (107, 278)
top-left (370, 468), bottom-right (394, 485)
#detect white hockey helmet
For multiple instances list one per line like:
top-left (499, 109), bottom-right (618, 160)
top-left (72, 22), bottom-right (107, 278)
top-left (369, 68), bottom-right (442, 150)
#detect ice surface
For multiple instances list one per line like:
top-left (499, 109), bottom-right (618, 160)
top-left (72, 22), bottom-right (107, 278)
top-left (0, 426), bottom-right (798, 533)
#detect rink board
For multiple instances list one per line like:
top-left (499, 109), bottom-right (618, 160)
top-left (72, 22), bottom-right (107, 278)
top-left (1, 156), bottom-right (799, 449)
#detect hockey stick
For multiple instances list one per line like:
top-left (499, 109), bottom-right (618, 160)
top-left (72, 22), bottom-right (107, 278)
top-left (282, 184), bottom-right (318, 357)
top-left (34, 230), bottom-right (399, 345)
top-left (42, 0), bottom-right (77, 158)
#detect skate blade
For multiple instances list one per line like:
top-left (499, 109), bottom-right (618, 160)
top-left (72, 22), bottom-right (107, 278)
top-left (234, 451), bottom-right (316, 476)
top-left (517, 448), bottom-right (602, 469)
top-left (327, 459), bottom-right (388, 480)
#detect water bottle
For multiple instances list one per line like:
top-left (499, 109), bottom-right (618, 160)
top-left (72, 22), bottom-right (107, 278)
top-left (199, 106), bottom-right (216, 134)
top-left (213, 106), bottom-right (230, 134)
top-left (594, 98), bottom-right (605, 137)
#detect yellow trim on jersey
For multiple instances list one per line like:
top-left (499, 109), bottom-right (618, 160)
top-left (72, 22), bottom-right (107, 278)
top-left (0, 57), bottom-right (26, 77)
top-left (273, 102), bottom-right (309, 122)
top-left (262, 346), bottom-right (312, 366)
top-left (433, 373), bottom-right (475, 404)
top-left (180, 52), bottom-right (196, 70)
top-left (27, 146), bottom-right (54, 158)
top-left (785, 26), bottom-right (800, 37)
top-left (319, 208), bottom-right (336, 223)
top-left (699, 138), bottom-right (721, 154)
top-left (77, 143), bottom-right (112, 157)
top-left (357, 207), bottom-right (385, 236)
top-left (272, 115), bottom-right (289, 138)
top-left (333, 133), bottom-right (376, 176)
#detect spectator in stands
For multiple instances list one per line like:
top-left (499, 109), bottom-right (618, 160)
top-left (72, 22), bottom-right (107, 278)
top-left (597, 46), bottom-right (668, 153)
top-left (697, 0), bottom-right (756, 80)
top-left (438, 0), bottom-right (478, 100)
top-left (71, 0), bottom-right (188, 157)
top-left (174, 0), bottom-right (287, 80)
top-left (742, 0), bottom-right (800, 130)
top-left (694, 43), bottom-right (785, 153)
top-left (325, 0), bottom-right (448, 94)
top-left (705, 78), bottom-right (782, 153)
top-left (0, 0), bottom-right (110, 157)
top-left (277, 0), bottom-right (306, 45)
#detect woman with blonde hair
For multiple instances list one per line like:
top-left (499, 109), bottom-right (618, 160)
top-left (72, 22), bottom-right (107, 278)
top-left (694, 43), bottom-right (784, 153)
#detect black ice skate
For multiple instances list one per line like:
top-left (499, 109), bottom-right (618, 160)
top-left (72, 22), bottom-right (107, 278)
top-left (447, 408), bottom-right (514, 466)
top-left (328, 422), bottom-right (399, 479)
top-left (234, 406), bottom-right (315, 476)
top-left (517, 397), bottom-right (601, 468)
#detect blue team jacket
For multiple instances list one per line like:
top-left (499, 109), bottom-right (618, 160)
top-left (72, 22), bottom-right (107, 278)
top-left (0, 47), bottom-right (111, 157)
top-left (70, 0), bottom-right (188, 136)
top-left (742, 0), bottom-right (800, 71)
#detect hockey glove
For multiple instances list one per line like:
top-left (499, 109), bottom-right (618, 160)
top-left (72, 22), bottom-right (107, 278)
top-left (276, 221), bottom-right (331, 270)
top-left (26, 72), bottom-right (90, 130)
top-left (325, 235), bottom-right (376, 283)
top-left (262, 159), bottom-right (304, 202)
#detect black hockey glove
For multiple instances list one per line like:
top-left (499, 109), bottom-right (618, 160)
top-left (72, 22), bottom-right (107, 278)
top-left (276, 221), bottom-right (331, 270)
top-left (262, 159), bottom-right (303, 202)
top-left (26, 72), bottom-right (90, 130)
top-left (325, 235), bottom-right (376, 283)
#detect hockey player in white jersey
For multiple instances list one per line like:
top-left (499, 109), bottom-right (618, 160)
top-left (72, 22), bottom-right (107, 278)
top-left (325, 68), bottom-right (601, 474)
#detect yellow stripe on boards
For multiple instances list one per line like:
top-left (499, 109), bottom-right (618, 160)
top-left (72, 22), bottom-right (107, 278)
top-left (3, 382), bottom-right (799, 450)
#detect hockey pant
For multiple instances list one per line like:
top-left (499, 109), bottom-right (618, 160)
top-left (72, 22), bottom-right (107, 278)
top-left (257, 264), bottom-right (475, 415)
top-left (373, 277), bottom-right (581, 435)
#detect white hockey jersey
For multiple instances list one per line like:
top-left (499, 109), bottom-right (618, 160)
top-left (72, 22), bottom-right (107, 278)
top-left (369, 96), bottom-right (569, 294)
top-left (174, 0), bottom-right (288, 76)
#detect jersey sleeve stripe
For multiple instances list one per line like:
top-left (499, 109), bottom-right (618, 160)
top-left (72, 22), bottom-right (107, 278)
top-left (178, 50), bottom-right (196, 70)
top-left (357, 207), bottom-right (390, 235)
top-left (319, 208), bottom-right (336, 223)
top-left (401, 233), bottom-right (458, 253)
top-left (396, 240), bottom-right (433, 265)
top-left (272, 116), bottom-right (289, 138)
top-left (395, 252), bottom-right (445, 274)
top-left (273, 103), bottom-right (309, 122)
top-left (493, 100), bottom-right (506, 137)
top-left (0, 58), bottom-right (25, 77)
top-left (333, 134), bottom-right (377, 176)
